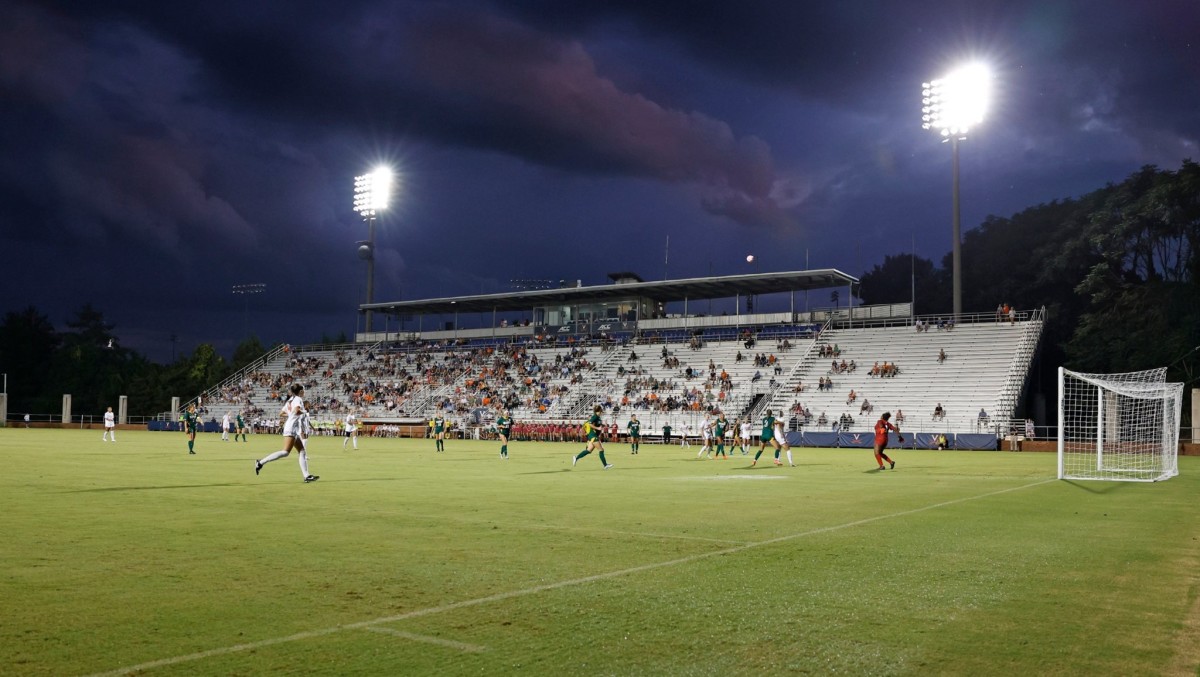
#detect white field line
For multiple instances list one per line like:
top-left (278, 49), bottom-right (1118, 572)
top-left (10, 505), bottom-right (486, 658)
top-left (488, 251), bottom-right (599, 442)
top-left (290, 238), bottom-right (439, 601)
top-left (363, 626), bottom-right (488, 653)
top-left (85, 478), bottom-right (1055, 677)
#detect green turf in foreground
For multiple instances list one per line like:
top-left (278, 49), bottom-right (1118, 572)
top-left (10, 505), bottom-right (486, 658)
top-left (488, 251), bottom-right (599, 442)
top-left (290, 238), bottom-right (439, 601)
top-left (1, 429), bottom-right (1198, 676)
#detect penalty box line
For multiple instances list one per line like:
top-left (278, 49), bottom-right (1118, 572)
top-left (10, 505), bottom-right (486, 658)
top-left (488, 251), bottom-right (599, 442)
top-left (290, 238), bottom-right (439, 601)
top-left (86, 478), bottom-right (1055, 677)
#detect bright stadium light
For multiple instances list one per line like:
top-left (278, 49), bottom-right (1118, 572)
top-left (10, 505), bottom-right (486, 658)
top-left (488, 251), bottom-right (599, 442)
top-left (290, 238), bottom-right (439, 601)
top-left (922, 62), bottom-right (992, 319)
top-left (353, 167), bottom-right (394, 333)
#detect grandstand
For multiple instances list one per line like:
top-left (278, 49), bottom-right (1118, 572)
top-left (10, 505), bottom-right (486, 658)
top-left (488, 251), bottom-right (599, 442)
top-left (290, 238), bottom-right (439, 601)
top-left (175, 270), bottom-right (1045, 446)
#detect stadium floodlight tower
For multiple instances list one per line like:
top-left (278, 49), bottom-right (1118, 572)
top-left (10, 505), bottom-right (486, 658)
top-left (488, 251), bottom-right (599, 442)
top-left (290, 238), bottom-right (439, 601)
top-left (353, 166), bottom-right (393, 333)
top-left (922, 62), bottom-right (991, 319)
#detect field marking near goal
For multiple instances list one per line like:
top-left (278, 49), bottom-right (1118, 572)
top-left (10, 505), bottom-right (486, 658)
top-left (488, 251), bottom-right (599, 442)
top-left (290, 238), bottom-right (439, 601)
top-left (85, 478), bottom-right (1055, 677)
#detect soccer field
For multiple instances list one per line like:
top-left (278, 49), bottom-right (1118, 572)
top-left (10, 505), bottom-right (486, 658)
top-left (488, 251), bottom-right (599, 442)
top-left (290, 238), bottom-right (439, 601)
top-left (1, 429), bottom-right (1198, 676)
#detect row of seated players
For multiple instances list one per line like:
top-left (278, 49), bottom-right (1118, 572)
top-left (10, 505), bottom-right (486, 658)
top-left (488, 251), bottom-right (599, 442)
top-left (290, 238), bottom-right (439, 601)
top-left (211, 328), bottom-right (810, 419)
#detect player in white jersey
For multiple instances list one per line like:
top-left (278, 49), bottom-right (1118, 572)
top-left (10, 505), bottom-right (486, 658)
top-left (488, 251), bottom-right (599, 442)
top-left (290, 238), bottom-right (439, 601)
top-left (774, 418), bottom-right (794, 466)
top-left (102, 407), bottom-right (116, 442)
top-left (221, 412), bottom-right (231, 442)
top-left (697, 414), bottom-right (714, 458)
top-left (343, 412), bottom-right (359, 449)
top-left (254, 383), bottom-right (319, 482)
top-left (739, 419), bottom-right (753, 455)
top-left (680, 422), bottom-right (691, 447)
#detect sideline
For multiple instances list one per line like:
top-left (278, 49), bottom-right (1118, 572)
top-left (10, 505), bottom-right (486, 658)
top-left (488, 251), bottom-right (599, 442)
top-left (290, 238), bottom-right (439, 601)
top-left (86, 478), bottom-right (1056, 676)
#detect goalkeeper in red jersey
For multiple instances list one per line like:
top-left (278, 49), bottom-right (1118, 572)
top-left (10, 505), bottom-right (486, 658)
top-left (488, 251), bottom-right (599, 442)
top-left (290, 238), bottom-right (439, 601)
top-left (874, 411), bottom-right (903, 470)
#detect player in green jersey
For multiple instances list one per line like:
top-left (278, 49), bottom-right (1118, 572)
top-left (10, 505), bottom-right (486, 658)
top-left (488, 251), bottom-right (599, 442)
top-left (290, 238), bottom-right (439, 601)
top-left (572, 405), bottom-right (612, 469)
top-left (496, 410), bottom-right (513, 459)
top-left (627, 414), bottom-right (641, 454)
top-left (433, 415), bottom-right (447, 452)
top-left (752, 410), bottom-right (783, 466)
top-left (182, 403), bottom-right (200, 455)
top-left (235, 412), bottom-right (248, 442)
top-left (713, 414), bottom-right (729, 459)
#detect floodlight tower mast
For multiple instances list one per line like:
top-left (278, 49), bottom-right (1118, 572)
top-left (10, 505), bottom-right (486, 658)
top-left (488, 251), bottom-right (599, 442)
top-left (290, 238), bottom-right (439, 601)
top-left (922, 63), bottom-right (991, 319)
top-left (353, 167), bottom-right (393, 333)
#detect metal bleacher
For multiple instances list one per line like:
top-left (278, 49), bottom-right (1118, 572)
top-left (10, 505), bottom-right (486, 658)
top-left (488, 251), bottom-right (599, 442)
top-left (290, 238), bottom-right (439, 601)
top-left (178, 309), bottom-right (1044, 440)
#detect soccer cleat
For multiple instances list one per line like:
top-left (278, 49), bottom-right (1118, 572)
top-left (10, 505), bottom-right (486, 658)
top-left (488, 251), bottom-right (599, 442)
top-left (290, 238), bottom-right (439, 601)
top-left (571, 455), bottom-right (578, 467)
top-left (254, 461), bottom-right (262, 476)
top-left (773, 459), bottom-right (782, 466)
top-left (751, 460), bottom-right (757, 466)
top-left (304, 475), bottom-right (320, 483)
top-left (604, 464), bottom-right (613, 469)
top-left (189, 450), bottom-right (196, 455)
top-left (889, 460), bottom-right (896, 470)
top-left (878, 466), bottom-right (886, 471)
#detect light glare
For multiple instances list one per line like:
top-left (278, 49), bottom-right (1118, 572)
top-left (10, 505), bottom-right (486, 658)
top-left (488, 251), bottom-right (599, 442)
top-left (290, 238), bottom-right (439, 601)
top-left (353, 167), bottom-right (394, 216)
top-left (921, 62), bottom-right (991, 138)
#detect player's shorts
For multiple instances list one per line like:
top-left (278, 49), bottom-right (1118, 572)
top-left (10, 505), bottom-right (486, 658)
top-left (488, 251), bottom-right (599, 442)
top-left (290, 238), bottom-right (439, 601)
top-left (630, 433), bottom-right (640, 439)
top-left (283, 420), bottom-right (303, 437)
top-left (760, 432), bottom-right (773, 442)
top-left (774, 430), bottom-right (787, 445)
top-left (875, 437), bottom-right (888, 450)
top-left (587, 432), bottom-right (600, 441)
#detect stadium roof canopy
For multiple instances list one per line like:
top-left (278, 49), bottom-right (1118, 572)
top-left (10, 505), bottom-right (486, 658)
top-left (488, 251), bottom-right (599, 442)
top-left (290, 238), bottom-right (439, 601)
top-left (361, 269), bottom-right (859, 315)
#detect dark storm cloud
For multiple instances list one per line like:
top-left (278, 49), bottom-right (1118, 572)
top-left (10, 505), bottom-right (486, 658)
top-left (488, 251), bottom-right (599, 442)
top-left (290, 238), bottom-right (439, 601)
top-left (42, 0), bottom-right (802, 230)
top-left (397, 6), bottom-right (795, 228)
top-left (0, 2), bottom-right (260, 252)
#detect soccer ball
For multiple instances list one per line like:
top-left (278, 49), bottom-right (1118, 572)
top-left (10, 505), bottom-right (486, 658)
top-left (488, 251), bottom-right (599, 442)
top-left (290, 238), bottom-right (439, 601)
top-left (746, 255), bottom-right (755, 263)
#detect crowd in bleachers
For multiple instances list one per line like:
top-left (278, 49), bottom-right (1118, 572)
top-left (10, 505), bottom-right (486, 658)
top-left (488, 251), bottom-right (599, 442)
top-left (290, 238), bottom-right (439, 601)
top-left (187, 317), bottom-right (1037, 438)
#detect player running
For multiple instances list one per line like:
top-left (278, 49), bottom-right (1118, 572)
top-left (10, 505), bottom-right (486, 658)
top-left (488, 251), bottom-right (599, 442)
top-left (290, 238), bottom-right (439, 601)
top-left (874, 411), bottom-right (903, 470)
top-left (572, 405), bottom-right (612, 469)
top-left (254, 383), bottom-right (319, 482)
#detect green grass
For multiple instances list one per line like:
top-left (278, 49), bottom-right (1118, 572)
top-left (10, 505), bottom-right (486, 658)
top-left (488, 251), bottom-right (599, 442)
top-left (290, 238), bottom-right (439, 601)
top-left (1, 429), bottom-right (1198, 676)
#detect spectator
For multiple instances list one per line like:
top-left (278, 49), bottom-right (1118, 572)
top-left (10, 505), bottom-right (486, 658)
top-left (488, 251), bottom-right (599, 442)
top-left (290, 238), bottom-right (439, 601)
top-left (860, 398), bottom-right (872, 414)
top-left (978, 408), bottom-right (988, 421)
top-left (933, 403), bottom-right (945, 420)
top-left (846, 389), bottom-right (857, 404)
top-left (894, 409), bottom-right (905, 425)
top-left (996, 303), bottom-right (1004, 321)
top-left (1025, 418), bottom-right (1035, 440)
top-left (938, 348), bottom-right (947, 364)
top-left (1008, 306), bottom-right (1017, 324)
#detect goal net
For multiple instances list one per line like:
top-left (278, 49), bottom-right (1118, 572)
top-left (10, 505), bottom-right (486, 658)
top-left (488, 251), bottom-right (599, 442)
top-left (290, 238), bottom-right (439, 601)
top-left (1058, 367), bottom-right (1182, 482)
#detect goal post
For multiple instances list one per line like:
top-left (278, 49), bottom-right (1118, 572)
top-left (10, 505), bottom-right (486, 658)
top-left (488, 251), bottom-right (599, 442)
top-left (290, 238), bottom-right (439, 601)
top-left (1058, 367), bottom-right (1182, 482)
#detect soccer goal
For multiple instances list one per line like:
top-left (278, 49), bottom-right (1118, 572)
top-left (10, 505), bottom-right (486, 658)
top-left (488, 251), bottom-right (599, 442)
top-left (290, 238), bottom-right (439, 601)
top-left (1058, 367), bottom-right (1182, 482)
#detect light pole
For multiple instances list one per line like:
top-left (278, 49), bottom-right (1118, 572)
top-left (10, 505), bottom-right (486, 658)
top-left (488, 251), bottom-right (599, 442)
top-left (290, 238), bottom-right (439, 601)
top-left (353, 167), bottom-right (393, 333)
top-left (231, 283), bottom-right (265, 339)
top-left (922, 63), bottom-right (991, 318)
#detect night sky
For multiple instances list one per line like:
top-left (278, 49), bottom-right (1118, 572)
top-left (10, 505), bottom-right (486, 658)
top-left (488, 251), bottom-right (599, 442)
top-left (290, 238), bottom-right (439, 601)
top-left (1, 0), bottom-right (1197, 362)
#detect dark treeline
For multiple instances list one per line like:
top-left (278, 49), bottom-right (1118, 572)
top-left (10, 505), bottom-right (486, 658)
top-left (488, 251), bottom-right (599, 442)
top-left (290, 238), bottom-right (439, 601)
top-left (0, 304), bottom-right (348, 418)
top-left (860, 160), bottom-right (1199, 421)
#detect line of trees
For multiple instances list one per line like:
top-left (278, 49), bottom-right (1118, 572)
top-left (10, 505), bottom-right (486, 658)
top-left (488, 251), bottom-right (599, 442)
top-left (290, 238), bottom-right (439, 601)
top-left (859, 160), bottom-right (1199, 420)
top-left (0, 303), bottom-right (264, 418)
